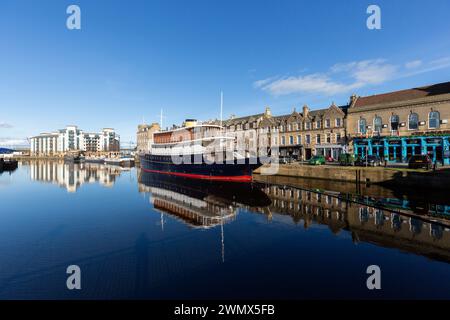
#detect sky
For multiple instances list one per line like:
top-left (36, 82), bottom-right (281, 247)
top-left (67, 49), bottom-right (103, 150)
top-left (1, 0), bottom-right (450, 146)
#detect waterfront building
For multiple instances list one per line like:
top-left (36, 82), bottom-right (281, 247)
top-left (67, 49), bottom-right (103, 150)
top-left (347, 82), bottom-right (450, 164)
top-left (276, 104), bottom-right (347, 160)
top-left (30, 126), bottom-right (120, 156)
top-left (136, 123), bottom-right (161, 154)
top-left (223, 104), bottom-right (347, 160)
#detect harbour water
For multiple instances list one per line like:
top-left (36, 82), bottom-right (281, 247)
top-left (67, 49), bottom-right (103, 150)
top-left (0, 161), bottom-right (449, 299)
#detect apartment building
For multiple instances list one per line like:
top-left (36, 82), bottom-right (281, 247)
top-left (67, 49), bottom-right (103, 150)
top-left (30, 126), bottom-right (120, 156)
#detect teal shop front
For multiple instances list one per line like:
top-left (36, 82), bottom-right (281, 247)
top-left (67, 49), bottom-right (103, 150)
top-left (353, 135), bottom-right (450, 165)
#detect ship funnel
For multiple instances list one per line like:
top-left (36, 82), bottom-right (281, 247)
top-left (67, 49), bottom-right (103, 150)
top-left (184, 119), bottom-right (198, 127)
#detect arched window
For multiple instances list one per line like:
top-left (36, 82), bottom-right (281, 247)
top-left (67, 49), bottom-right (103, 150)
top-left (408, 113), bottom-right (419, 130)
top-left (429, 111), bottom-right (440, 129)
top-left (390, 115), bottom-right (399, 131)
top-left (373, 116), bottom-right (382, 133)
top-left (359, 118), bottom-right (367, 134)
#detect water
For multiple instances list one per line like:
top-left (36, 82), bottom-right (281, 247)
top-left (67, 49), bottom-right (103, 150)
top-left (0, 161), bottom-right (449, 299)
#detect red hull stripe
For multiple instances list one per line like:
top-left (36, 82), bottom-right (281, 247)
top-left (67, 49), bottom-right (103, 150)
top-left (141, 168), bottom-right (253, 182)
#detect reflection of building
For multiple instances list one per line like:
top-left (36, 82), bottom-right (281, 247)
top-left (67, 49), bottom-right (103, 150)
top-left (136, 123), bottom-right (160, 154)
top-left (347, 82), bottom-right (450, 164)
top-left (259, 183), bottom-right (450, 262)
top-left (29, 161), bottom-right (123, 192)
top-left (30, 126), bottom-right (120, 156)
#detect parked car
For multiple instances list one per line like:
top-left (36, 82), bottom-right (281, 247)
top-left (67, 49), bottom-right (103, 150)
top-left (355, 155), bottom-right (383, 167)
top-left (408, 154), bottom-right (432, 170)
top-left (325, 155), bottom-right (335, 162)
top-left (279, 157), bottom-right (295, 164)
top-left (338, 153), bottom-right (357, 166)
top-left (308, 155), bottom-right (326, 165)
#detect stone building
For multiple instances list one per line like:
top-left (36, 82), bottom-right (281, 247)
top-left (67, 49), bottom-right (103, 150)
top-left (277, 104), bottom-right (347, 160)
top-left (136, 123), bottom-right (161, 154)
top-left (347, 82), bottom-right (450, 164)
top-left (223, 103), bottom-right (347, 160)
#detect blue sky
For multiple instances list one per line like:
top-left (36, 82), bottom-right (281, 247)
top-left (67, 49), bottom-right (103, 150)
top-left (1, 0), bottom-right (450, 146)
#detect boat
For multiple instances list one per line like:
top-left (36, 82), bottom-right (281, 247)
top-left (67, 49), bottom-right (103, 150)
top-left (104, 157), bottom-right (135, 167)
top-left (85, 156), bottom-right (106, 164)
top-left (139, 119), bottom-right (262, 182)
top-left (0, 158), bottom-right (18, 172)
top-left (64, 154), bottom-right (85, 163)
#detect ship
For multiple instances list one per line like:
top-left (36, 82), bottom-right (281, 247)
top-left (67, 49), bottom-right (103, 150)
top-left (139, 119), bottom-right (262, 182)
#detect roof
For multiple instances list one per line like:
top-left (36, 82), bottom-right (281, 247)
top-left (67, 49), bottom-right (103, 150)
top-left (354, 81), bottom-right (450, 108)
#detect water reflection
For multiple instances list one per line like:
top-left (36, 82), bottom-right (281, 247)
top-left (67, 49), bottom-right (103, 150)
top-left (1, 160), bottom-right (449, 299)
top-left (138, 170), bottom-right (271, 229)
top-left (27, 160), bottom-right (126, 192)
top-left (11, 161), bottom-right (450, 264)
top-left (257, 183), bottom-right (450, 262)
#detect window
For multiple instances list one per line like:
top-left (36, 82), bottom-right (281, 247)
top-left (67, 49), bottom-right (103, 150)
top-left (289, 136), bottom-right (294, 145)
top-left (359, 118), bottom-right (367, 134)
top-left (390, 115), bottom-right (399, 131)
top-left (325, 119), bottom-right (331, 128)
top-left (326, 133), bottom-right (331, 143)
top-left (316, 120), bottom-right (321, 129)
top-left (306, 134), bottom-right (311, 144)
top-left (335, 118), bottom-right (342, 127)
top-left (281, 136), bottom-right (286, 145)
top-left (305, 122), bottom-right (311, 130)
top-left (336, 133), bottom-right (341, 143)
top-left (408, 113), bottom-right (419, 130)
top-left (297, 135), bottom-right (301, 144)
top-left (316, 134), bottom-right (321, 144)
top-left (429, 111), bottom-right (440, 129)
top-left (374, 116), bottom-right (382, 133)
top-left (288, 124), bottom-right (292, 131)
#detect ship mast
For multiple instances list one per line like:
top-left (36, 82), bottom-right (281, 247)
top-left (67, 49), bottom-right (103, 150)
top-left (220, 91), bottom-right (223, 128)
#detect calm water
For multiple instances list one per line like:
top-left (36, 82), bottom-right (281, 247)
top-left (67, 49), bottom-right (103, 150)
top-left (0, 161), bottom-right (449, 299)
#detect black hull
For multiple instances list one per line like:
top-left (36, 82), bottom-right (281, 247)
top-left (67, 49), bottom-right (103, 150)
top-left (140, 154), bottom-right (262, 182)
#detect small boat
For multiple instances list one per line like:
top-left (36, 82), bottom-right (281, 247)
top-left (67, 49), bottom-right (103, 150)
top-left (85, 156), bottom-right (106, 164)
top-left (64, 154), bottom-right (85, 163)
top-left (105, 157), bottom-right (135, 167)
top-left (0, 158), bottom-right (18, 172)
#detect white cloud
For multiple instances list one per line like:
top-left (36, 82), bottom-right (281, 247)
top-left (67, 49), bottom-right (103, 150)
top-left (0, 123), bottom-right (13, 129)
top-left (405, 60), bottom-right (422, 69)
top-left (255, 57), bottom-right (450, 96)
top-left (0, 137), bottom-right (28, 146)
top-left (255, 59), bottom-right (396, 96)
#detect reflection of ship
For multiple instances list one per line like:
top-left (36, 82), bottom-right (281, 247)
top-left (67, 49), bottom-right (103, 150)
top-left (140, 120), bottom-right (262, 182)
top-left (138, 170), bottom-right (271, 229)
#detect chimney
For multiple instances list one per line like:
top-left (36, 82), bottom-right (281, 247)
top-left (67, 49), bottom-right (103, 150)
top-left (302, 105), bottom-right (309, 118)
top-left (349, 94), bottom-right (358, 106)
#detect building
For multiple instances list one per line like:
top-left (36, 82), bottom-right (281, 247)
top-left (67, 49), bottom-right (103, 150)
top-left (30, 126), bottom-right (120, 156)
top-left (276, 103), bottom-right (347, 160)
top-left (136, 123), bottom-right (161, 154)
top-left (347, 82), bottom-right (450, 164)
top-left (223, 104), bottom-right (347, 160)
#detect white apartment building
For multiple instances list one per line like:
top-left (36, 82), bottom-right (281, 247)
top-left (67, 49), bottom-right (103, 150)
top-left (30, 125), bottom-right (120, 156)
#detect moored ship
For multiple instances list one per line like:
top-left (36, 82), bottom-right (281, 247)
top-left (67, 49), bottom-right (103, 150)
top-left (140, 119), bottom-right (262, 182)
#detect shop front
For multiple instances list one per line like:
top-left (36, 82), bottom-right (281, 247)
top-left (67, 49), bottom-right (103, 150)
top-left (353, 135), bottom-right (450, 165)
top-left (316, 144), bottom-right (345, 161)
